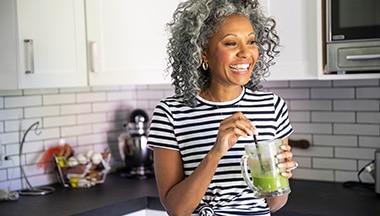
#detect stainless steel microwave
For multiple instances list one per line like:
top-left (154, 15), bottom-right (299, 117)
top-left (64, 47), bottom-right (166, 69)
top-left (325, 0), bottom-right (380, 74)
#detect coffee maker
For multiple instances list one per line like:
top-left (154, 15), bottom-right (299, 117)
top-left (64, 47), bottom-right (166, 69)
top-left (118, 109), bottom-right (153, 178)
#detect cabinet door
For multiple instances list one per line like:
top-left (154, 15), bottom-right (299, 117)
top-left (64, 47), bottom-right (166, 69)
top-left (16, 0), bottom-right (87, 88)
top-left (259, 0), bottom-right (323, 80)
top-left (0, 0), bottom-right (19, 89)
top-left (86, 0), bottom-right (179, 86)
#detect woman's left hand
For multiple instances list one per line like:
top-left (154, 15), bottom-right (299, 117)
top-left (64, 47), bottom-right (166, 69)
top-left (276, 143), bottom-right (298, 178)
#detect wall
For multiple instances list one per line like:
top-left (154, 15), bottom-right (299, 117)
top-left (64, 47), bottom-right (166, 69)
top-left (0, 79), bottom-right (379, 191)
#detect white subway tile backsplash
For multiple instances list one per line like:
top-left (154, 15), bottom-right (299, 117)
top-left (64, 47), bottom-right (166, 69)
top-left (92, 85), bottom-right (121, 92)
top-left (290, 100), bottom-right (332, 111)
top-left (107, 91), bottom-right (136, 101)
top-left (311, 88), bottom-right (354, 99)
top-left (313, 135), bottom-right (357, 147)
top-left (292, 146), bottom-right (334, 158)
top-left (288, 111), bottom-right (310, 122)
top-left (292, 122), bottom-right (332, 134)
top-left (313, 158), bottom-right (357, 171)
top-left (24, 88), bottom-right (58, 95)
top-left (1, 79), bottom-right (380, 190)
top-left (311, 111), bottom-right (355, 123)
top-left (292, 168), bottom-right (334, 181)
top-left (0, 132), bottom-right (19, 146)
top-left (61, 104), bottom-right (92, 115)
top-left (93, 122), bottom-right (117, 133)
top-left (333, 100), bottom-right (379, 111)
top-left (335, 147), bottom-right (377, 160)
top-left (25, 106), bottom-right (60, 118)
top-left (334, 123), bottom-right (379, 136)
top-left (359, 136), bottom-right (380, 148)
top-left (334, 171), bottom-right (358, 182)
top-left (43, 94), bottom-right (76, 105)
top-left (333, 79), bottom-right (379, 87)
top-left (292, 156), bottom-right (311, 168)
top-left (24, 128), bottom-right (60, 142)
top-left (77, 113), bottom-right (107, 124)
top-left (60, 86), bottom-right (91, 93)
top-left (0, 108), bottom-right (23, 121)
top-left (0, 90), bottom-right (22, 97)
top-left (93, 102), bottom-right (118, 113)
top-left (0, 97), bottom-right (4, 108)
top-left (356, 87), bottom-right (380, 99)
top-left (77, 133), bottom-right (108, 146)
top-left (61, 124), bottom-right (92, 137)
top-left (290, 80), bottom-right (332, 88)
top-left (262, 80), bottom-right (289, 88)
top-left (357, 112), bottom-right (380, 123)
top-left (4, 143), bottom-right (20, 157)
top-left (77, 92), bottom-right (106, 103)
top-left (5, 95), bottom-right (42, 108)
top-left (5, 118), bottom-right (41, 132)
top-left (0, 170), bottom-right (7, 181)
top-left (21, 141), bottom-right (44, 154)
top-left (43, 115), bottom-right (76, 127)
top-left (270, 88), bottom-right (310, 99)
top-left (137, 89), bottom-right (168, 100)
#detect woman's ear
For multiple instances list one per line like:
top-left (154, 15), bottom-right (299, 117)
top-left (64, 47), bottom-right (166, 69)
top-left (201, 53), bottom-right (207, 63)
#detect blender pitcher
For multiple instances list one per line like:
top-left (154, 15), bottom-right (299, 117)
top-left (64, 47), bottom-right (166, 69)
top-left (241, 139), bottom-right (291, 198)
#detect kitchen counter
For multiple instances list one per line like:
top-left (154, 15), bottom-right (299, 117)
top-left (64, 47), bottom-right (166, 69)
top-left (0, 173), bottom-right (379, 216)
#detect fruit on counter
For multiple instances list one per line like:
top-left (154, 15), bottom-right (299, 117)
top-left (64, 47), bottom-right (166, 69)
top-left (38, 139), bottom-right (74, 170)
top-left (67, 157), bottom-right (79, 167)
top-left (91, 152), bottom-right (103, 165)
top-left (76, 153), bottom-right (88, 165)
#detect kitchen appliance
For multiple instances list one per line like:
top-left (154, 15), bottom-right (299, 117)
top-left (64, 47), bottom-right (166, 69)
top-left (118, 109), bottom-right (153, 178)
top-left (375, 149), bottom-right (380, 194)
top-left (325, 0), bottom-right (380, 74)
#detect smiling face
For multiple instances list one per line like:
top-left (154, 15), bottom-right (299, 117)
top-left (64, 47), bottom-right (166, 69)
top-left (203, 14), bottom-right (259, 92)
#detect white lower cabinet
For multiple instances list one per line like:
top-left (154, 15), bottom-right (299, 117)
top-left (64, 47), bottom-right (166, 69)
top-left (123, 209), bottom-right (167, 216)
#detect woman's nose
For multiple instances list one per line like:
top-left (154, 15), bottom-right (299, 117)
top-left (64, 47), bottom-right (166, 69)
top-left (237, 45), bottom-right (251, 58)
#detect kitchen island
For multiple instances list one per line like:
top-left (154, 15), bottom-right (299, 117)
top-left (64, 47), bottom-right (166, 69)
top-left (0, 173), bottom-right (378, 216)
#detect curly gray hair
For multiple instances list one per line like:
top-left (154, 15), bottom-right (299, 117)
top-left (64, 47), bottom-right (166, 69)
top-left (167, 0), bottom-right (280, 107)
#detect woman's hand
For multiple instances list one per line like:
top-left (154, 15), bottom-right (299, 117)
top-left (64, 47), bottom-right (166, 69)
top-left (210, 112), bottom-right (257, 158)
top-left (276, 140), bottom-right (298, 178)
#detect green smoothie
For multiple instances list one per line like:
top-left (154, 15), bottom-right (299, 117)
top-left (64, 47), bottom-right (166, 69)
top-left (252, 175), bottom-right (289, 192)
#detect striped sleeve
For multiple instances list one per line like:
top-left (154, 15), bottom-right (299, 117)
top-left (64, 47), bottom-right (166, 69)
top-left (273, 94), bottom-right (293, 139)
top-left (147, 100), bottom-right (179, 151)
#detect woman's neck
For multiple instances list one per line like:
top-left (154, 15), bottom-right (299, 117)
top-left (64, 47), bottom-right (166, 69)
top-left (201, 86), bottom-right (243, 102)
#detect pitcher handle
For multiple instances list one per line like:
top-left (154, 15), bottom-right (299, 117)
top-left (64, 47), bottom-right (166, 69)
top-left (241, 154), bottom-right (259, 196)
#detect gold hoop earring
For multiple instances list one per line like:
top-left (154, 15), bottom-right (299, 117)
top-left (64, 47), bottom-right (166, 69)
top-left (202, 62), bottom-right (209, 71)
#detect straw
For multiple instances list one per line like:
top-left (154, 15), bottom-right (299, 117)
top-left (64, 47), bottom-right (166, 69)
top-left (253, 135), bottom-right (265, 173)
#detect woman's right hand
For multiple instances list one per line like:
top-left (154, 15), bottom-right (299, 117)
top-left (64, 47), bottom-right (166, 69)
top-left (210, 112), bottom-right (257, 158)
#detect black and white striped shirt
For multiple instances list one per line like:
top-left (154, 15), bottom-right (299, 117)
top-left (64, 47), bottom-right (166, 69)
top-left (147, 87), bottom-right (293, 216)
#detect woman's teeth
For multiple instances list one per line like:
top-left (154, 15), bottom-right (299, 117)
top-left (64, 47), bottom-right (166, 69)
top-left (230, 64), bottom-right (250, 70)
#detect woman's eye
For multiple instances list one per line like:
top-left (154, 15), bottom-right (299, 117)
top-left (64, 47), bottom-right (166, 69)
top-left (225, 42), bottom-right (237, 46)
top-left (248, 40), bottom-right (257, 45)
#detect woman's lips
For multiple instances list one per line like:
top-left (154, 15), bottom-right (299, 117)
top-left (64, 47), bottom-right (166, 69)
top-left (229, 63), bottom-right (251, 73)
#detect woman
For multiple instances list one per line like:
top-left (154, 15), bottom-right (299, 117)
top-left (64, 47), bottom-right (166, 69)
top-left (147, 0), bottom-right (297, 215)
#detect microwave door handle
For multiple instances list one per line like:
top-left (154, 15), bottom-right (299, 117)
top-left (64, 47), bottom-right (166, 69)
top-left (346, 54), bottom-right (380, 61)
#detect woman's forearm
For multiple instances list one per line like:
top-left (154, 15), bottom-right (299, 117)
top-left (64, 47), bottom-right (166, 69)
top-left (266, 195), bottom-right (288, 213)
top-left (160, 151), bottom-right (221, 216)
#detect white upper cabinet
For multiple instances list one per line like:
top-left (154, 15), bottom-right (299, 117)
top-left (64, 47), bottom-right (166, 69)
top-left (0, 0), bottom-right (87, 90)
top-left (259, 0), bottom-right (323, 80)
top-left (86, 0), bottom-right (177, 86)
